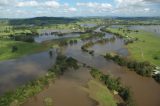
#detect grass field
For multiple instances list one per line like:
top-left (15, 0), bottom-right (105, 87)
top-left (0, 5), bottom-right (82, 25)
top-left (0, 40), bottom-right (48, 61)
top-left (83, 80), bottom-right (117, 106)
top-left (107, 27), bottom-right (160, 66)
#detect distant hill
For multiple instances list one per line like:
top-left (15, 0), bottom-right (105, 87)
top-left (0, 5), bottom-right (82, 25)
top-left (8, 17), bottom-right (79, 26)
top-left (115, 17), bottom-right (160, 21)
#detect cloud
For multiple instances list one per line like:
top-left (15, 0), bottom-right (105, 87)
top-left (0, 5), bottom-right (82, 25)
top-left (16, 0), bottom-right (60, 8)
top-left (144, 8), bottom-right (150, 11)
top-left (0, 0), bottom-right (159, 18)
top-left (115, 0), bottom-right (145, 8)
top-left (77, 2), bottom-right (112, 9)
top-left (76, 2), bottom-right (113, 14)
top-left (112, 0), bottom-right (159, 16)
top-left (67, 7), bottom-right (77, 12)
top-left (16, 1), bottom-right (39, 7)
top-left (0, 0), bottom-right (16, 6)
top-left (144, 0), bottom-right (160, 3)
top-left (44, 1), bottom-right (60, 8)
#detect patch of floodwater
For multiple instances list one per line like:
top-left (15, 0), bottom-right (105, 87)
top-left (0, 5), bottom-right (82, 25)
top-left (0, 49), bottom-right (57, 95)
top-left (111, 25), bottom-right (160, 36)
top-left (34, 33), bottom-right (80, 43)
top-left (80, 23), bottom-right (97, 28)
top-left (86, 31), bottom-right (128, 56)
top-left (128, 25), bottom-right (160, 36)
top-left (39, 29), bottom-right (75, 34)
top-left (89, 37), bottom-right (128, 56)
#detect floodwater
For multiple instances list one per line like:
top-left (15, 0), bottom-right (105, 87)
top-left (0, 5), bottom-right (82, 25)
top-left (0, 26), bottom-right (160, 106)
top-left (111, 25), bottom-right (160, 36)
top-left (0, 50), bottom-right (57, 95)
top-left (23, 67), bottom-right (97, 106)
top-left (128, 25), bottom-right (160, 36)
top-left (88, 36), bottom-right (128, 56)
top-left (34, 33), bottom-right (80, 43)
top-left (80, 23), bottom-right (97, 28)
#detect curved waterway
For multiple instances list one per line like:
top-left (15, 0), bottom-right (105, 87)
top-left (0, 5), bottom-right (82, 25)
top-left (23, 67), bottom-right (97, 106)
top-left (0, 27), bottom-right (160, 106)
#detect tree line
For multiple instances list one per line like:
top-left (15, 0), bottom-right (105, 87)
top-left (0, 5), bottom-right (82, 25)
top-left (90, 68), bottom-right (133, 106)
top-left (81, 37), bottom-right (116, 55)
top-left (105, 53), bottom-right (154, 77)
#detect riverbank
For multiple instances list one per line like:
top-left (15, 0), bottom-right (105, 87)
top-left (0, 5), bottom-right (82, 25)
top-left (0, 40), bottom-right (48, 61)
top-left (106, 27), bottom-right (160, 67)
top-left (82, 80), bottom-right (117, 106)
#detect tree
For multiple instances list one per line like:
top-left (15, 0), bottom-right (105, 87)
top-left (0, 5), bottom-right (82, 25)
top-left (11, 46), bottom-right (18, 52)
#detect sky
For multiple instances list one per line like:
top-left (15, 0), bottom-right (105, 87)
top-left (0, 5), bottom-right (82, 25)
top-left (0, 0), bottom-right (160, 18)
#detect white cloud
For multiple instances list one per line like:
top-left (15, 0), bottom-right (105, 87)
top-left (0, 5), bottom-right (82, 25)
top-left (112, 0), bottom-right (157, 16)
top-left (16, 1), bottom-right (38, 7)
top-left (115, 0), bottom-right (145, 8)
top-left (44, 1), bottom-right (60, 8)
top-left (0, 0), bottom-right (16, 6)
top-left (16, 0), bottom-right (60, 8)
top-left (76, 2), bottom-right (112, 13)
top-left (67, 7), bottom-right (77, 12)
top-left (77, 2), bottom-right (112, 9)
top-left (144, 8), bottom-right (150, 11)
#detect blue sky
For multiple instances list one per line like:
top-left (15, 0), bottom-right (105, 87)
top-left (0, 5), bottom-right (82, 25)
top-left (0, 0), bottom-right (160, 18)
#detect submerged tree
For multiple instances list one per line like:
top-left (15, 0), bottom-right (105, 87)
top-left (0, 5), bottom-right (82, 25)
top-left (11, 46), bottom-right (18, 52)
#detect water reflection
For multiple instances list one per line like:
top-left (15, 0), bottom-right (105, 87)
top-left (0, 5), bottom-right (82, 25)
top-left (129, 25), bottom-right (160, 36)
top-left (0, 50), bottom-right (57, 95)
top-left (34, 33), bottom-right (80, 43)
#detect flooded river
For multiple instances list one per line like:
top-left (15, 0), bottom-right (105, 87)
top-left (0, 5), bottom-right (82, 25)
top-left (0, 50), bottom-right (57, 95)
top-left (34, 32), bottom-right (80, 43)
top-left (23, 67), bottom-right (97, 106)
top-left (0, 27), bottom-right (160, 106)
top-left (111, 25), bottom-right (160, 36)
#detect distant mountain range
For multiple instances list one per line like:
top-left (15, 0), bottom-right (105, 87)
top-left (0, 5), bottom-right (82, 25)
top-left (6, 17), bottom-right (78, 25)
top-left (0, 16), bottom-right (160, 25)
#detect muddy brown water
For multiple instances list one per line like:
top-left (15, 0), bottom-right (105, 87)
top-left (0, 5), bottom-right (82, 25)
top-left (22, 67), bottom-right (97, 106)
top-left (0, 27), bottom-right (160, 106)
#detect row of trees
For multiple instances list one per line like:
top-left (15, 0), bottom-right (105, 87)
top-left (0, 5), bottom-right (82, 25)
top-left (90, 68), bottom-right (133, 106)
top-left (81, 37), bottom-right (116, 55)
top-left (80, 32), bottom-right (105, 41)
top-left (153, 74), bottom-right (160, 83)
top-left (59, 39), bottom-right (78, 46)
top-left (0, 55), bottom-right (79, 106)
top-left (105, 53), bottom-right (154, 77)
top-left (0, 29), bottom-right (38, 42)
top-left (81, 37), bottom-right (115, 50)
top-left (101, 27), bottom-right (138, 45)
